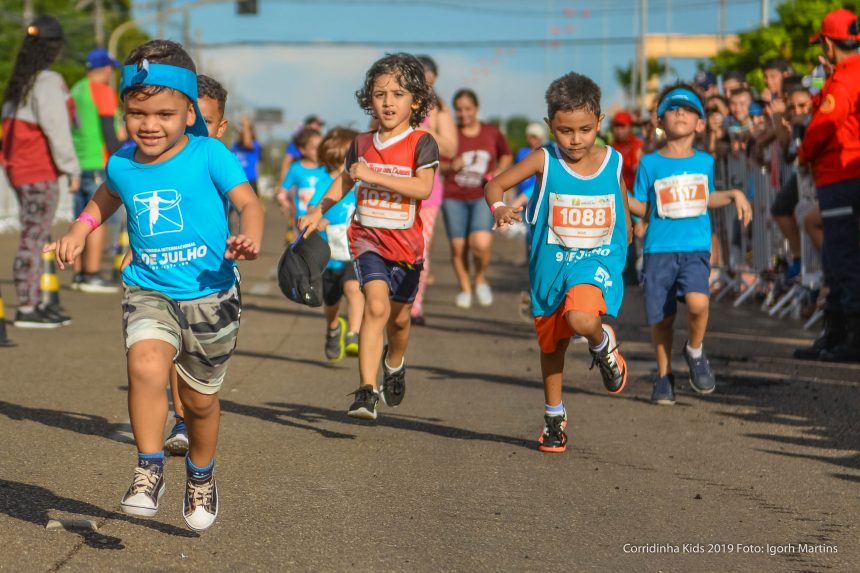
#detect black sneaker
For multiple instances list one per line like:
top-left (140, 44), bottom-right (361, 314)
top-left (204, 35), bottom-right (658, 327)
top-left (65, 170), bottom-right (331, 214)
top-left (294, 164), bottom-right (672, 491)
top-left (183, 475), bottom-right (218, 531)
top-left (588, 325), bottom-right (627, 394)
top-left (325, 317), bottom-right (346, 363)
top-left (684, 343), bottom-right (716, 394)
top-left (651, 373), bottom-right (676, 405)
top-left (41, 304), bottom-right (72, 326)
top-left (347, 384), bottom-right (379, 420)
top-left (71, 272), bottom-right (85, 291)
top-left (380, 345), bottom-right (406, 407)
top-left (78, 274), bottom-right (120, 294)
top-left (120, 465), bottom-right (165, 518)
top-left (537, 411), bottom-right (568, 453)
top-left (13, 307), bottom-right (63, 329)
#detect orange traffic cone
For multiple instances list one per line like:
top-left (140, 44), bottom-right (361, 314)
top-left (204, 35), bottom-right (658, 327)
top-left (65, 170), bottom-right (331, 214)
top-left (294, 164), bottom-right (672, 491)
top-left (0, 287), bottom-right (16, 347)
top-left (40, 250), bottom-right (62, 308)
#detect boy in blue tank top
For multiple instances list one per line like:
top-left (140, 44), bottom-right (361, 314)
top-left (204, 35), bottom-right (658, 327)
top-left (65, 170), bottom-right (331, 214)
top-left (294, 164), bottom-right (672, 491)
top-left (486, 72), bottom-right (631, 453)
top-left (627, 84), bottom-right (751, 405)
top-left (45, 40), bottom-right (264, 531)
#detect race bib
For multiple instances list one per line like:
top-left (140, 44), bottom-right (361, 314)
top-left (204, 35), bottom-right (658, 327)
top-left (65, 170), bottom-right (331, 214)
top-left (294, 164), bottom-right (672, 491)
top-left (654, 173), bottom-right (709, 219)
top-left (355, 183), bottom-right (416, 229)
top-left (326, 223), bottom-right (351, 261)
top-left (548, 193), bottom-right (615, 250)
top-left (297, 187), bottom-right (316, 214)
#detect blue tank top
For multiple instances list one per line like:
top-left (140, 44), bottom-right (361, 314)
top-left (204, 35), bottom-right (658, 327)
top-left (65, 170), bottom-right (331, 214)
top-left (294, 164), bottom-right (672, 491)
top-left (526, 144), bottom-right (628, 317)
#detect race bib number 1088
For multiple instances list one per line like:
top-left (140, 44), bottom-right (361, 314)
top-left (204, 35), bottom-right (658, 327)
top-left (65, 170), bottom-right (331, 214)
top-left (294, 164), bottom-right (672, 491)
top-left (548, 193), bottom-right (615, 250)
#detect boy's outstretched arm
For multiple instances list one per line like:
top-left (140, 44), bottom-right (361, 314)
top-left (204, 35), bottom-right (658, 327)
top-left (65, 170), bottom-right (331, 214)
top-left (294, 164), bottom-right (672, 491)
top-left (709, 189), bottom-right (752, 226)
top-left (225, 182), bottom-right (264, 260)
top-left (485, 148), bottom-right (544, 230)
top-left (43, 183), bottom-right (123, 269)
top-left (620, 179), bottom-right (633, 245)
top-left (626, 195), bottom-right (647, 218)
top-left (349, 160), bottom-right (436, 200)
top-left (298, 170), bottom-right (354, 234)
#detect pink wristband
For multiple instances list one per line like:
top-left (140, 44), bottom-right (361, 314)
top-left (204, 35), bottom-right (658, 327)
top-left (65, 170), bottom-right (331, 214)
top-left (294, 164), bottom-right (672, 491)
top-left (76, 212), bottom-right (99, 231)
top-left (489, 201), bottom-right (506, 214)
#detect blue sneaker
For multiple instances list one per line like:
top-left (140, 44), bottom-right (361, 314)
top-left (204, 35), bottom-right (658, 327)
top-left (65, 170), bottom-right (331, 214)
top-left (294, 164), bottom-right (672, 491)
top-left (651, 373), bottom-right (676, 405)
top-left (784, 259), bottom-right (801, 281)
top-left (164, 418), bottom-right (189, 456)
top-left (684, 343), bottom-right (716, 394)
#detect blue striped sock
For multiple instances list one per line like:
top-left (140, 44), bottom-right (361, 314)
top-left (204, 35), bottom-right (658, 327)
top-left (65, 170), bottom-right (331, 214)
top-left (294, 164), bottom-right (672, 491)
top-left (545, 402), bottom-right (565, 417)
top-left (138, 451), bottom-right (165, 473)
top-left (186, 456), bottom-right (214, 482)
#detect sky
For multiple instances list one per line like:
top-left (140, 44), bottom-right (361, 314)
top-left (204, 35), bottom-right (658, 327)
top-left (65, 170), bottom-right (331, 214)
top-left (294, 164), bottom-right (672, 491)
top-left (129, 0), bottom-right (779, 137)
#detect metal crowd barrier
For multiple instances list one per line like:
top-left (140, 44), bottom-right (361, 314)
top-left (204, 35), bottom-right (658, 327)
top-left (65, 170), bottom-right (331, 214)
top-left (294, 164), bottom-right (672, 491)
top-left (708, 147), bottom-right (823, 328)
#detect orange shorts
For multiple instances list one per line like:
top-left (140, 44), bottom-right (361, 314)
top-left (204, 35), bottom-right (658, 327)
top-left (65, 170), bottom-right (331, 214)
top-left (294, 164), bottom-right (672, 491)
top-left (533, 284), bottom-right (607, 353)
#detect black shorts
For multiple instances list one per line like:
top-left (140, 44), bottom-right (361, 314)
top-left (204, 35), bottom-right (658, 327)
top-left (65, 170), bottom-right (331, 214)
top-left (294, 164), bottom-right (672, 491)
top-left (771, 172), bottom-right (799, 217)
top-left (322, 264), bottom-right (358, 307)
top-left (354, 252), bottom-right (422, 303)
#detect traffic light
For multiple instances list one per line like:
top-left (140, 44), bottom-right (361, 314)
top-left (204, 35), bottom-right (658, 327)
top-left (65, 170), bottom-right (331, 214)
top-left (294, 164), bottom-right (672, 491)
top-left (237, 0), bottom-right (257, 15)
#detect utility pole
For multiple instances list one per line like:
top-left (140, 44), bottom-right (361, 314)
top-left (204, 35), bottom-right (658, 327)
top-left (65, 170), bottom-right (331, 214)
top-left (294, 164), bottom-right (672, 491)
top-left (156, 0), bottom-right (167, 39)
top-left (182, 8), bottom-right (190, 49)
top-left (761, 0), bottom-right (769, 27)
top-left (94, 0), bottom-right (105, 47)
top-left (639, 0), bottom-right (648, 116)
top-left (718, 0), bottom-right (726, 49)
top-left (23, 0), bottom-right (33, 24)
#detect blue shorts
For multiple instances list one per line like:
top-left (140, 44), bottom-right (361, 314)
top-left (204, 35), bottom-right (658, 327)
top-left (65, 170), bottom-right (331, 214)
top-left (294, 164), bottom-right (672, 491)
top-left (442, 198), bottom-right (494, 239)
top-left (354, 252), bottom-right (422, 304)
top-left (75, 170), bottom-right (122, 224)
top-left (642, 251), bottom-right (710, 325)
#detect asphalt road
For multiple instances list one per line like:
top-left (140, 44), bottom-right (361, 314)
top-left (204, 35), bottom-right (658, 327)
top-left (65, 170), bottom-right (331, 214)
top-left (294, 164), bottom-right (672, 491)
top-left (0, 207), bottom-right (857, 572)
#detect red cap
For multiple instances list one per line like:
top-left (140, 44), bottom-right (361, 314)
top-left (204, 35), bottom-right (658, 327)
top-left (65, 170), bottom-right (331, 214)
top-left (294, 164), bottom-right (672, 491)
top-left (810, 8), bottom-right (860, 43)
top-left (611, 111), bottom-right (633, 126)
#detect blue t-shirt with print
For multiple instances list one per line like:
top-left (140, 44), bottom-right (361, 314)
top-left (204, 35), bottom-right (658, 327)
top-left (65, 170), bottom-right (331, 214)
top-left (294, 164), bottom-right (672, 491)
top-left (232, 140), bottom-right (261, 182)
top-left (107, 134), bottom-right (248, 299)
top-left (308, 171), bottom-right (356, 270)
top-left (516, 146), bottom-right (538, 199)
top-left (633, 150), bottom-right (715, 254)
top-left (283, 161), bottom-right (329, 219)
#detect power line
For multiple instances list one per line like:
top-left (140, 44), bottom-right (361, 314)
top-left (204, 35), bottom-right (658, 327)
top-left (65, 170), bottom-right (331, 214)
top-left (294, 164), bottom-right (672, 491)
top-left (196, 36), bottom-right (640, 49)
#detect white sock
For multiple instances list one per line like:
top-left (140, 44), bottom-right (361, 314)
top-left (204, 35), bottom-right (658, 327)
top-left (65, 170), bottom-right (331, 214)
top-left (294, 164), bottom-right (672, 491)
top-left (385, 356), bottom-right (404, 372)
top-left (590, 331), bottom-right (609, 352)
top-left (686, 342), bottom-right (703, 359)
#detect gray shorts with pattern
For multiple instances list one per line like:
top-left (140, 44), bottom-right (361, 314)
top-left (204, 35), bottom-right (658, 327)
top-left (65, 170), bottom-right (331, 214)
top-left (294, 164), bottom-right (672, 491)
top-left (121, 284), bottom-right (241, 394)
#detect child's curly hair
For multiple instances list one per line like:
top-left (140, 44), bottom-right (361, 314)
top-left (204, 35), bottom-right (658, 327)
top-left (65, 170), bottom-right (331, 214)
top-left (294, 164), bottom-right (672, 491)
top-left (355, 53), bottom-right (437, 127)
top-left (545, 72), bottom-right (601, 119)
top-left (318, 127), bottom-right (359, 173)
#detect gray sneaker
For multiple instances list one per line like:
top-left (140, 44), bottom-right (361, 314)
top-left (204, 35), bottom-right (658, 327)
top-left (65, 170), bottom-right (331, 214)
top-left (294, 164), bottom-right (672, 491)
top-left (325, 317), bottom-right (346, 363)
top-left (380, 345), bottom-right (406, 407)
top-left (651, 373), bottom-right (676, 405)
top-left (78, 274), bottom-right (120, 294)
top-left (684, 343), bottom-right (716, 394)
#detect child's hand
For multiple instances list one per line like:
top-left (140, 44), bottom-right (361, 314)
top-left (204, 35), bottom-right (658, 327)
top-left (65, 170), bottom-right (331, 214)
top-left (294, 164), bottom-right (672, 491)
top-left (43, 231), bottom-right (87, 270)
top-left (298, 206), bottom-right (324, 234)
top-left (451, 156), bottom-right (465, 172)
top-left (316, 218), bottom-right (330, 232)
top-left (225, 234), bottom-right (260, 261)
top-left (348, 160), bottom-right (373, 183)
top-left (492, 205), bottom-right (523, 230)
top-left (733, 190), bottom-right (753, 227)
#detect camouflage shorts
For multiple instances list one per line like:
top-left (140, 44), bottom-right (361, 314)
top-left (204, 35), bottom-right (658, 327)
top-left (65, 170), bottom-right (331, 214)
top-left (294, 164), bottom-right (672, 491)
top-left (121, 284), bottom-right (241, 395)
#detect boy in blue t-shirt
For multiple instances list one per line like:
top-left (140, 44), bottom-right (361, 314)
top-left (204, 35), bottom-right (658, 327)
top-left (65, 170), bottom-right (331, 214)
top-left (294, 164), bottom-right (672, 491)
top-left (308, 128), bottom-right (364, 362)
top-left (628, 84), bottom-right (751, 405)
top-left (486, 72), bottom-right (631, 454)
top-left (277, 127), bottom-right (325, 225)
top-left (45, 40), bottom-right (263, 531)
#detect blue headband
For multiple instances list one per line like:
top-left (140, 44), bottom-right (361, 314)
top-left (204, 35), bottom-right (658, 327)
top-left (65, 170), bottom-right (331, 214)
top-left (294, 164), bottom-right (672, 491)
top-left (657, 88), bottom-right (705, 119)
top-left (119, 60), bottom-right (208, 137)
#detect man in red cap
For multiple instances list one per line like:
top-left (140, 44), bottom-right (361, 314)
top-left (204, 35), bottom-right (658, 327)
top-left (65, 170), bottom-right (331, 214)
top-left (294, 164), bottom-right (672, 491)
top-left (795, 8), bottom-right (860, 362)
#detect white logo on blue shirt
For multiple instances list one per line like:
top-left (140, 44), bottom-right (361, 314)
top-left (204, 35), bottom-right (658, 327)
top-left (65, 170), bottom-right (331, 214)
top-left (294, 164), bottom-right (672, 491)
top-left (132, 190), bottom-right (183, 237)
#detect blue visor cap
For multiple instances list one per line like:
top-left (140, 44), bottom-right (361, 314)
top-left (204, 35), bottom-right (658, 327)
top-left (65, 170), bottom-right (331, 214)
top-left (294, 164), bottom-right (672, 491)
top-left (657, 88), bottom-right (705, 119)
top-left (119, 60), bottom-right (208, 137)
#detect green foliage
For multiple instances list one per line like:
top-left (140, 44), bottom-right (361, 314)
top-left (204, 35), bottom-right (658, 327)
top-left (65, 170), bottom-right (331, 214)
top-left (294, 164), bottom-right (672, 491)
top-left (710, 0), bottom-right (845, 89)
top-left (504, 115), bottom-right (530, 154)
top-left (0, 1), bottom-right (146, 99)
top-left (615, 58), bottom-right (673, 93)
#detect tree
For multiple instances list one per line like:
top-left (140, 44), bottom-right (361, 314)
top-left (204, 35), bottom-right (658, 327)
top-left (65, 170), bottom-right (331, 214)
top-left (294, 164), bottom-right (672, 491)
top-left (1, 1), bottom-right (148, 100)
top-left (710, 0), bottom-right (845, 89)
top-left (615, 58), bottom-right (673, 106)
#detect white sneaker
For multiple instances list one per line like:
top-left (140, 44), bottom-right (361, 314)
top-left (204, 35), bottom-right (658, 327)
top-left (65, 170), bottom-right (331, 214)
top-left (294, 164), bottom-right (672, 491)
top-left (455, 291), bottom-right (472, 309)
top-left (120, 466), bottom-right (165, 518)
top-left (183, 475), bottom-right (219, 531)
top-left (475, 283), bottom-right (493, 306)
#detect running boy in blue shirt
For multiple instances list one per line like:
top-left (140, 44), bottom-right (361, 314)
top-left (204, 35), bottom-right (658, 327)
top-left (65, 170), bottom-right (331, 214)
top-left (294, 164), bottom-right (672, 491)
top-left (278, 127), bottom-right (325, 224)
top-left (309, 127), bottom-right (364, 362)
top-left (486, 72), bottom-right (631, 453)
top-left (45, 40), bottom-right (263, 530)
top-left (628, 84), bottom-right (751, 405)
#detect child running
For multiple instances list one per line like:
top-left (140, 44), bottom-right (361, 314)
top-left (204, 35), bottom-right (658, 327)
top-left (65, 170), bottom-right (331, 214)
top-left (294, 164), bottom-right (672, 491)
top-left (45, 40), bottom-right (263, 530)
top-left (309, 127), bottom-right (364, 362)
top-left (627, 84), bottom-right (751, 405)
top-left (163, 73), bottom-right (231, 456)
top-left (485, 72), bottom-right (630, 453)
top-left (277, 127), bottom-right (325, 230)
top-left (299, 53), bottom-right (439, 420)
